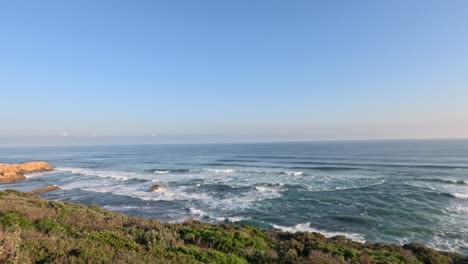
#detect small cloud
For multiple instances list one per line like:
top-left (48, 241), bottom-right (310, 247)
top-left (151, 133), bottom-right (158, 137)
top-left (61, 132), bottom-right (69, 137)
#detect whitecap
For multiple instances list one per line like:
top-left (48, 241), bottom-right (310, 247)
top-left (56, 167), bottom-right (149, 182)
top-left (153, 170), bottom-right (170, 174)
top-left (189, 207), bottom-right (207, 217)
top-left (204, 168), bottom-right (236, 173)
top-left (284, 171), bottom-right (304, 177)
top-left (189, 207), bottom-right (250, 223)
top-left (452, 193), bottom-right (468, 199)
top-left (255, 184), bottom-right (284, 193)
top-left (225, 216), bottom-right (250, 222)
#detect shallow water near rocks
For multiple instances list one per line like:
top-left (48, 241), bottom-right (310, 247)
top-left (1, 139), bottom-right (467, 254)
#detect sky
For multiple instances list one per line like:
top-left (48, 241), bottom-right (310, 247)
top-left (1, 0), bottom-right (468, 146)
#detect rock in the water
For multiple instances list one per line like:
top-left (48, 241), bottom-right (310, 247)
top-left (0, 161), bottom-right (53, 183)
top-left (29, 185), bottom-right (60, 194)
top-left (149, 184), bottom-right (161, 192)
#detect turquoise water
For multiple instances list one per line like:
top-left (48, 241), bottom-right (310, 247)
top-left (1, 140), bottom-right (467, 254)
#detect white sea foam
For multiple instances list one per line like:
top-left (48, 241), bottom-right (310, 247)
top-left (452, 193), bottom-right (468, 199)
top-left (189, 207), bottom-right (249, 223)
top-left (60, 173), bottom-right (283, 212)
top-left (416, 178), bottom-right (468, 185)
top-left (24, 171), bottom-right (54, 178)
top-left (56, 167), bottom-right (148, 181)
top-left (255, 184), bottom-right (284, 193)
top-left (334, 178), bottom-right (386, 191)
top-left (447, 203), bottom-right (468, 213)
top-left (204, 168), bottom-right (236, 173)
top-left (255, 186), bottom-right (270, 192)
top-left (225, 216), bottom-right (250, 222)
top-left (153, 170), bottom-right (170, 174)
top-left (272, 222), bottom-right (365, 243)
top-left (111, 186), bottom-right (209, 202)
top-left (191, 185), bottom-right (284, 211)
top-left (284, 171), bottom-right (304, 177)
top-left (182, 188), bottom-right (283, 212)
top-left (428, 230), bottom-right (468, 254)
top-left (59, 176), bottom-right (209, 202)
top-left (189, 207), bottom-right (207, 217)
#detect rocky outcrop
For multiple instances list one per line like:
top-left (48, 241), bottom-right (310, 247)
top-left (29, 185), bottom-right (60, 194)
top-left (149, 184), bottom-right (161, 192)
top-left (0, 161), bottom-right (53, 183)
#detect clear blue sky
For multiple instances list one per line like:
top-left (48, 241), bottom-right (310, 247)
top-left (1, 0), bottom-right (468, 145)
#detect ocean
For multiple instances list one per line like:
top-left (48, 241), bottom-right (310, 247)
top-left (1, 139), bottom-right (467, 254)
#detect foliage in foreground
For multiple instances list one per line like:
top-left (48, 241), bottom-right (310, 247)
top-left (0, 190), bottom-right (466, 264)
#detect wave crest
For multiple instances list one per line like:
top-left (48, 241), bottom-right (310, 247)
top-left (145, 168), bottom-right (190, 174)
top-left (283, 171), bottom-right (305, 177)
top-left (416, 178), bottom-right (467, 185)
top-left (56, 167), bottom-right (149, 182)
top-left (451, 193), bottom-right (468, 199)
top-left (189, 207), bottom-right (249, 223)
top-left (204, 168), bottom-right (236, 173)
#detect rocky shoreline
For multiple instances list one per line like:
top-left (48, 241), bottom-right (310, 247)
top-left (0, 161), bottom-right (53, 183)
top-left (0, 161), bottom-right (162, 194)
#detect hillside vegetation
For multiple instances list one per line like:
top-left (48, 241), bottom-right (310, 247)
top-left (0, 190), bottom-right (466, 264)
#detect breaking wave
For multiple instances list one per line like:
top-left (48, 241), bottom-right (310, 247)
top-left (451, 193), bottom-right (468, 199)
top-left (189, 208), bottom-right (249, 223)
top-left (416, 178), bottom-right (467, 185)
top-left (283, 171), bottom-right (305, 177)
top-left (145, 168), bottom-right (190, 174)
top-left (56, 167), bottom-right (150, 182)
top-left (204, 168), bottom-right (236, 173)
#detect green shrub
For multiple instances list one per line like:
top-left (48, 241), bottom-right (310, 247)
top-left (176, 246), bottom-right (248, 264)
top-left (180, 227), bottom-right (268, 252)
top-left (35, 218), bottom-right (75, 234)
top-left (0, 211), bottom-right (32, 229)
top-left (0, 190), bottom-right (467, 264)
top-left (86, 231), bottom-right (139, 251)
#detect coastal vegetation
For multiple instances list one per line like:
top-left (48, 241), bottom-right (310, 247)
top-left (0, 190), bottom-right (466, 263)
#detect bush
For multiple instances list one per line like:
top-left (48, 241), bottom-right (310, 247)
top-left (176, 246), bottom-right (248, 264)
top-left (0, 190), bottom-right (466, 264)
top-left (0, 211), bottom-right (32, 229)
top-left (86, 231), bottom-right (139, 251)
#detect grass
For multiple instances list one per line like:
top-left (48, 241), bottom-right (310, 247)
top-left (0, 189), bottom-right (466, 263)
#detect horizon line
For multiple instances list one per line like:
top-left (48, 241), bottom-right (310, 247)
top-left (1, 136), bottom-right (468, 149)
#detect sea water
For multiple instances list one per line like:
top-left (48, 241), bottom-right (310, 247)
top-left (1, 139), bottom-right (467, 254)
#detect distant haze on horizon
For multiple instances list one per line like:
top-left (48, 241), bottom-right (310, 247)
top-left (1, 0), bottom-right (468, 146)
